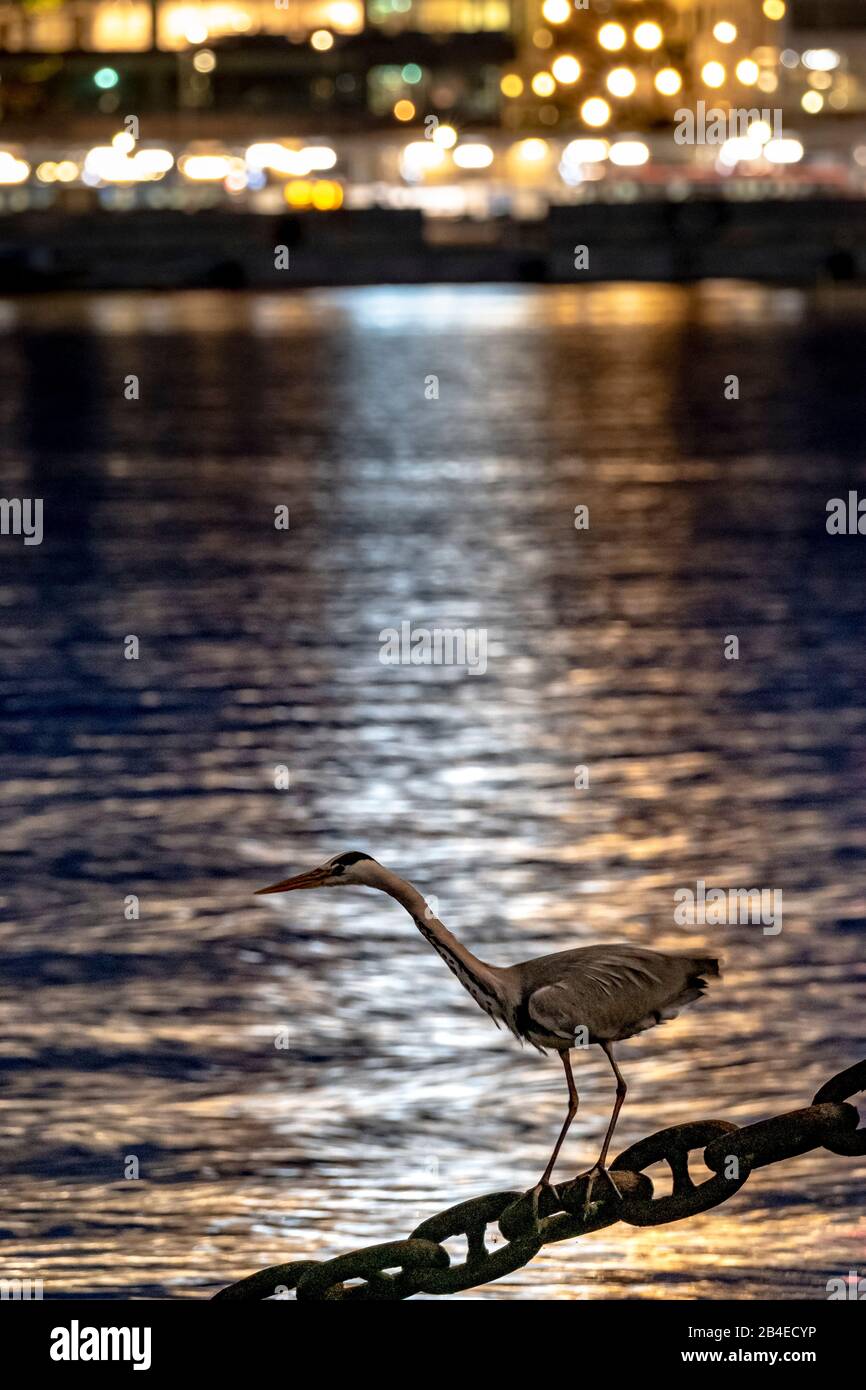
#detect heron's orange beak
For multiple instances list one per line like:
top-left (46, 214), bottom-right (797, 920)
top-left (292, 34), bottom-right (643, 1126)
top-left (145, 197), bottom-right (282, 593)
top-left (255, 867), bottom-right (328, 895)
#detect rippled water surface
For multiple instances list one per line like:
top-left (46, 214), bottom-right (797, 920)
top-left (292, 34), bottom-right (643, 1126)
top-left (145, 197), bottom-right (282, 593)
top-left (1, 283), bottom-right (865, 1300)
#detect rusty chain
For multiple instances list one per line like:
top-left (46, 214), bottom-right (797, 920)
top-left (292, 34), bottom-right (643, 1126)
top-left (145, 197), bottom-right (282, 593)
top-left (213, 1058), bottom-right (866, 1301)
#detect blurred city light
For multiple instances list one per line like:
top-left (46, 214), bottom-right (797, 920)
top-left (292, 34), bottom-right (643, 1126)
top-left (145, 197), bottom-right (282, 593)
top-left (654, 68), bottom-right (682, 96)
top-left (802, 50), bottom-right (841, 72)
top-left (453, 143), bottom-right (494, 169)
top-left (432, 124), bottom-right (458, 150)
top-left (401, 141), bottom-right (447, 180)
top-left (563, 138), bottom-right (609, 166)
top-left (713, 22), bottom-right (737, 45)
top-left (551, 56), bottom-right (581, 85)
top-left (531, 72), bottom-right (556, 97)
top-left (719, 136), bottom-right (764, 167)
top-left (541, 0), bottom-right (570, 24)
top-left (634, 22), bottom-right (663, 52)
top-left (0, 151), bottom-right (31, 184)
top-left (598, 23), bottom-right (626, 53)
top-left (581, 98), bottom-right (611, 128)
top-left (607, 68), bottom-right (636, 99)
top-left (765, 138), bottom-right (804, 164)
top-left (0, 0), bottom-right (858, 222)
top-left (609, 140), bottom-right (650, 167)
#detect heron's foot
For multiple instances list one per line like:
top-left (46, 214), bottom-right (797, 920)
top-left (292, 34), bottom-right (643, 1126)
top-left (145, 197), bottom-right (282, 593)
top-left (524, 1179), bottom-right (561, 1222)
top-left (580, 1163), bottom-right (623, 1216)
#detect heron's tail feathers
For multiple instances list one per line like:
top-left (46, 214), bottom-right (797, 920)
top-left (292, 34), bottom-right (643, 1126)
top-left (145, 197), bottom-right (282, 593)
top-left (691, 955), bottom-right (721, 980)
top-left (664, 956), bottom-right (721, 1016)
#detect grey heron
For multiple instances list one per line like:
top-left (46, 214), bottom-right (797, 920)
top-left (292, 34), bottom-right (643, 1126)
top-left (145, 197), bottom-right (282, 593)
top-left (256, 851), bottom-right (720, 1205)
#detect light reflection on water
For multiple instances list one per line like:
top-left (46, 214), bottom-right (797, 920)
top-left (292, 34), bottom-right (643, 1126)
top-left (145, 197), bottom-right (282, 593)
top-left (0, 283), bottom-right (864, 1300)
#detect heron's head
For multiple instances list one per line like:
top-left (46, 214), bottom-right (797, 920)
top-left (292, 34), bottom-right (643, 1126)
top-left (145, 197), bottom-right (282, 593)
top-left (255, 851), bottom-right (381, 895)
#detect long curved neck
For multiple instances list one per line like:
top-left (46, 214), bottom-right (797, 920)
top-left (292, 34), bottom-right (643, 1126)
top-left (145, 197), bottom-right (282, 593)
top-left (372, 866), bottom-right (507, 1015)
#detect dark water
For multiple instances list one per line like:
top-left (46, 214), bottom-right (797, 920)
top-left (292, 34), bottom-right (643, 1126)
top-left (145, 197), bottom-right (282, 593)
top-left (0, 284), bottom-right (864, 1300)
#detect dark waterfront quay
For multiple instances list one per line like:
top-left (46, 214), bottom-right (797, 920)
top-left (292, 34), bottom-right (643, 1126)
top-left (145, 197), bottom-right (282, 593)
top-left (3, 197), bottom-right (866, 291)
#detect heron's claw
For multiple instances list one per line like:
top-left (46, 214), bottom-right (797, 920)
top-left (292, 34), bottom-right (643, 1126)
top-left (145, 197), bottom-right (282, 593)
top-left (523, 1180), bottom-right (562, 1224)
top-left (580, 1164), bottom-right (623, 1216)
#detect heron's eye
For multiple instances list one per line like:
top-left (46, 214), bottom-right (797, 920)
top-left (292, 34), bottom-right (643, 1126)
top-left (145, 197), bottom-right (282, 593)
top-left (330, 862), bottom-right (346, 876)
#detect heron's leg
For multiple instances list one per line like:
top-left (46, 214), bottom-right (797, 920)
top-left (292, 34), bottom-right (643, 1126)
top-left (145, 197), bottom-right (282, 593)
top-left (596, 1041), bottom-right (627, 1170)
top-left (583, 1042), bottom-right (628, 1212)
top-left (539, 1049), bottom-right (579, 1187)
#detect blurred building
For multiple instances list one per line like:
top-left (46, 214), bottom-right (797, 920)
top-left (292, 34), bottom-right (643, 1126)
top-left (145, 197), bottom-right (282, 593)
top-left (0, 0), bottom-right (516, 136)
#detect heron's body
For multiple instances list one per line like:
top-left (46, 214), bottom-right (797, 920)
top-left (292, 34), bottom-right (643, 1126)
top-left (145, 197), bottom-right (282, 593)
top-left (257, 852), bottom-right (720, 1198)
top-left (507, 944), bottom-right (719, 1051)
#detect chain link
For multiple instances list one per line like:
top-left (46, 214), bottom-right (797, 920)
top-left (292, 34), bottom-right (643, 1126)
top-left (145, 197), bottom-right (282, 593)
top-left (213, 1059), bottom-right (865, 1301)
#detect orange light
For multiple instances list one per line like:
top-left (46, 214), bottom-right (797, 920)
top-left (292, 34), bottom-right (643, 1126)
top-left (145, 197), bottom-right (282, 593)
top-left (285, 179), bottom-right (314, 207)
top-left (312, 180), bottom-right (344, 210)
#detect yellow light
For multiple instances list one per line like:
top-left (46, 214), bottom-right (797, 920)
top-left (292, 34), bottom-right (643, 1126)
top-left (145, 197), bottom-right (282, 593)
top-left (56, 161), bottom-right (79, 182)
top-left (183, 19), bottom-right (208, 44)
top-left (702, 61), bottom-right (726, 89)
top-left (310, 29), bottom-right (334, 50)
top-left (394, 99), bottom-right (415, 121)
top-left (762, 0), bottom-right (785, 18)
top-left (598, 22), bottom-right (626, 53)
top-left (551, 55), bottom-right (581, 85)
top-left (757, 71), bottom-right (778, 92)
top-left (581, 97), bottom-right (611, 128)
top-left (193, 48), bottom-right (216, 74)
top-left (713, 22), bottom-right (737, 44)
top-left (285, 180), bottom-right (314, 207)
top-left (312, 180), bottom-right (343, 210)
top-left (634, 21), bottom-right (662, 51)
top-left (515, 137), bottom-right (548, 162)
top-left (112, 131), bottom-right (135, 154)
top-left (654, 67), bottom-right (682, 96)
top-left (606, 66), bottom-right (636, 99)
top-left (533, 28), bottom-right (553, 49)
top-left (500, 73), bottom-right (523, 98)
top-left (432, 123), bottom-right (457, 149)
top-left (609, 140), bottom-right (649, 167)
top-left (736, 59), bottom-right (759, 85)
top-left (36, 162), bottom-right (57, 183)
top-left (801, 90), bottom-right (823, 113)
top-left (325, 1), bottom-right (363, 29)
top-left (531, 71), bottom-right (556, 97)
top-left (541, 0), bottom-right (570, 23)
top-left (453, 143), bottom-right (494, 169)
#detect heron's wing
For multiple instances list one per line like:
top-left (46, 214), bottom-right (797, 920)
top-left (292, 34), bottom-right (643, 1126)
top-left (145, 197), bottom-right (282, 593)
top-left (526, 983), bottom-right (582, 1042)
top-left (526, 951), bottom-right (667, 1042)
